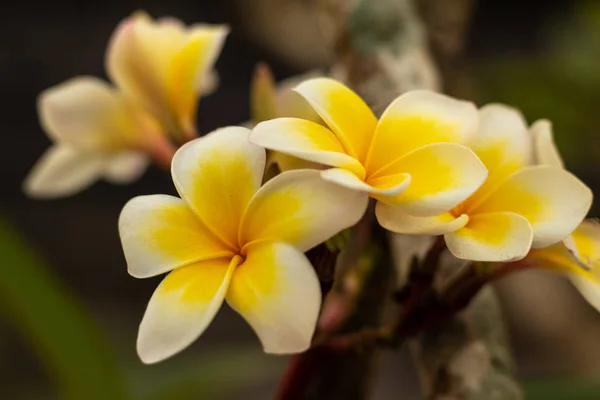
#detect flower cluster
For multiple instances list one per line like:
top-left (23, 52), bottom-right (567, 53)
top-left (26, 13), bottom-right (600, 364)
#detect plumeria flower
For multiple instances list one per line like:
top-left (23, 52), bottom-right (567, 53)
top-left (249, 63), bottom-right (323, 172)
top-left (251, 78), bottom-right (488, 225)
top-left (107, 12), bottom-right (228, 142)
top-left (119, 126), bottom-right (367, 363)
top-left (24, 77), bottom-right (174, 199)
top-left (380, 105), bottom-right (593, 262)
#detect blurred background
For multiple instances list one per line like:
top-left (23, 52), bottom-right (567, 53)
top-left (2, 0), bottom-right (600, 398)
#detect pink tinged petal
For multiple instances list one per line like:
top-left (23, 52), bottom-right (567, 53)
top-left (23, 145), bottom-right (107, 199)
top-left (469, 166), bottom-right (593, 249)
top-left (119, 195), bottom-right (233, 278)
top-left (372, 143), bottom-right (488, 215)
top-left (250, 118), bottom-right (366, 178)
top-left (171, 127), bottom-right (266, 249)
top-left (226, 241), bottom-right (321, 354)
top-left (365, 90), bottom-right (478, 175)
top-left (445, 212), bottom-right (533, 262)
top-left (137, 256), bottom-right (240, 364)
top-left (240, 170), bottom-right (368, 252)
top-left (530, 119), bottom-right (564, 168)
top-left (376, 204), bottom-right (468, 235)
top-left (103, 151), bottom-right (149, 184)
top-left (293, 78), bottom-right (377, 161)
top-left (320, 168), bottom-right (410, 197)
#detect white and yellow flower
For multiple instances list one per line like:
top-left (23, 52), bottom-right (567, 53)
top-left (380, 105), bottom-right (593, 262)
top-left (119, 126), bottom-right (367, 363)
top-left (251, 78), bottom-right (488, 222)
top-left (107, 12), bottom-right (228, 142)
top-left (24, 77), bottom-right (174, 199)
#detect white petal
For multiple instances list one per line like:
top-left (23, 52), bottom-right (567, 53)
top-left (530, 119), bottom-right (564, 168)
top-left (227, 241), bottom-right (321, 354)
top-left (104, 151), bottom-right (149, 184)
top-left (119, 195), bottom-right (233, 278)
top-left (445, 212), bottom-right (533, 262)
top-left (376, 204), bottom-right (468, 235)
top-left (23, 145), bottom-right (107, 199)
top-left (320, 168), bottom-right (410, 197)
top-left (137, 257), bottom-right (239, 364)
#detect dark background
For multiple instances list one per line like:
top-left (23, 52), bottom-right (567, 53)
top-left (2, 1), bottom-right (600, 399)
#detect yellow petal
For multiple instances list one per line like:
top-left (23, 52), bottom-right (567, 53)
top-left (469, 166), bottom-right (592, 248)
top-left (23, 145), bottom-right (107, 199)
top-left (365, 90), bottom-right (478, 176)
top-left (171, 127), bottom-right (265, 250)
top-left (251, 118), bottom-right (365, 178)
top-left (38, 76), bottom-right (162, 150)
top-left (530, 119), bottom-right (564, 168)
top-left (119, 195), bottom-right (234, 278)
top-left (372, 143), bottom-right (488, 216)
top-left (571, 220), bottom-right (600, 270)
top-left (293, 78), bottom-right (377, 161)
top-left (468, 104), bottom-right (532, 200)
top-left (320, 168), bottom-right (410, 197)
top-left (137, 256), bottom-right (239, 364)
top-left (226, 242), bottom-right (321, 354)
top-left (250, 63), bottom-right (278, 123)
top-left (445, 212), bottom-right (533, 262)
top-left (239, 170), bottom-right (368, 252)
top-left (107, 14), bottom-right (228, 137)
top-left (376, 205), bottom-right (468, 235)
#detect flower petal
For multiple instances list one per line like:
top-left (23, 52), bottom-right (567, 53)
top-left (119, 195), bottom-right (233, 278)
top-left (226, 241), bottom-right (321, 354)
top-left (365, 90), bottom-right (478, 175)
top-left (571, 220), bottom-right (600, 270)
top-left (137, 256), bottom-right (239, 364)
top-left (469, 166), bottom-right (593, 248)
top-left (240, 170), bottom-right (368, 252)
top-left (530, 119), bottom-right (564, 168)
top-left (107, 14), bottom-right (228, 136)
top-left (372, 143), bottom-right (488, 215)
top-left (293, 78), bottom-right (377, 161)
top-left (103, 151), bottom-right (149, 184)
top-left (468, 104), bottom-right (532, 199)
top-left (171, 127), bottom-right (265, 249)
top-left (251, 118), bottom-right (365, 178)
top-left (23, 145), bottom-right (107, 199)
top-left (320, 168), bottom-right (410, 197)
top-left (445, 212), bottom-right (533, 262)
top-left (38, 76), bottom-right (159, 150)
top-left (376, 205), bottom-right (468, 235)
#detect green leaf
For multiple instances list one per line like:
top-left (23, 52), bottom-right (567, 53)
top-left (525, 378), bottom-right (600, 400)
top-left (0, 216), bottom-right (128, 400)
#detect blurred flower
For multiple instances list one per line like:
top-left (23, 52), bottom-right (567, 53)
top-left (380, 105), bottom-right (593, 262)
top-left (23, 77), bottom-right (174, 199)
top-left (119, 126), bottom-right (367, 363)
top-left (251, 78), bottom-right (487, 226)
top-left (107, 12), bottom-right (228, 142)
top-left (249, 63), bottom-right (322, 172)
